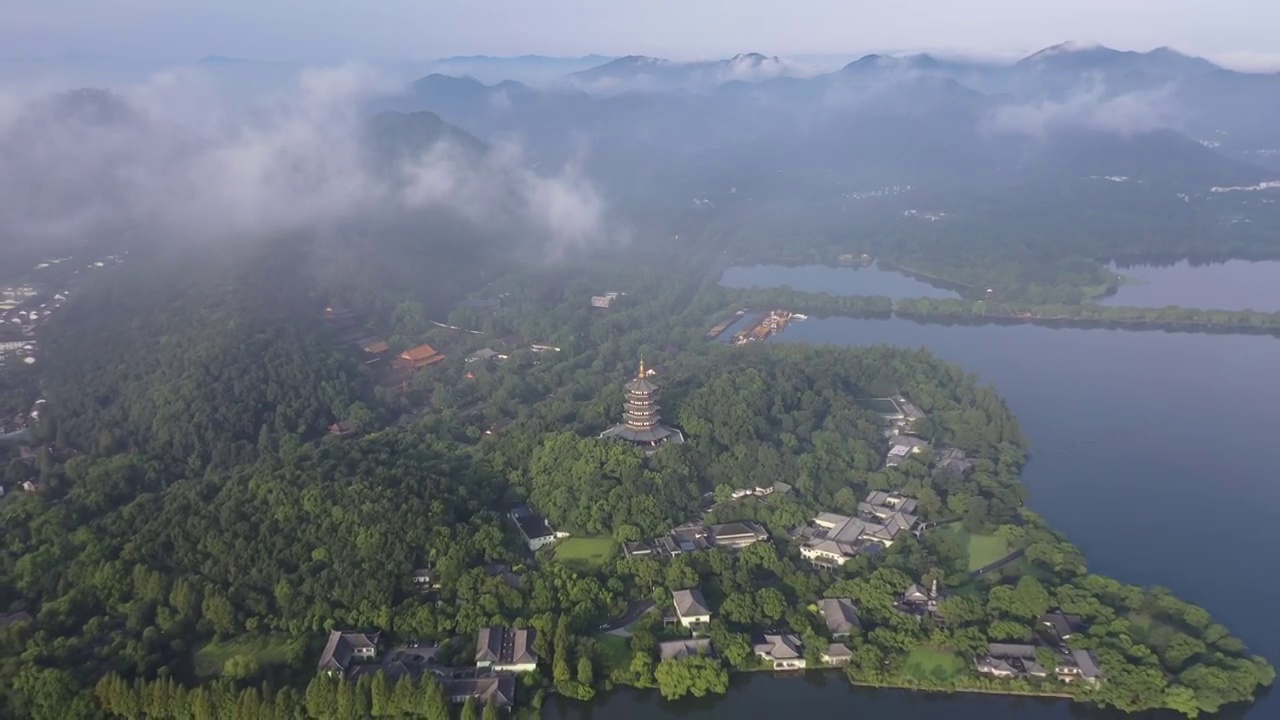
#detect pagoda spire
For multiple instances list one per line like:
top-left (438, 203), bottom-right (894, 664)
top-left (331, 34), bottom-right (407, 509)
top-left (638, 355), bottom-right (646, 379)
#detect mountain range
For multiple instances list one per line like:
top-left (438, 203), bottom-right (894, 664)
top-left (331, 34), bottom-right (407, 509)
top-left (386, 41), bottom-right (1280, 196)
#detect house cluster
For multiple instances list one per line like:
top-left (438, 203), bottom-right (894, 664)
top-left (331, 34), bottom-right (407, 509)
top-left (509, 506), bottom-right (569, 551)
top-left (315, 626), bottom-right (538, 711)
top-left (975, 611), bottom-right (1102, 685)
top-left (797, 491), bottom-right (920, 567)
top-left (750, 596), bottom-right (863, 670)
top-left (623, 520), bottom-right (769, 559)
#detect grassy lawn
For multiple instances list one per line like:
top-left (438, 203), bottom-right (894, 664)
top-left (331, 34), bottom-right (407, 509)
top-left (938, 525), bottom-right (1011, 571)
top-left (904, 646), bottom-right (966, 682)
top-left (194, 635), bottom-right (304, 678)
top-left (967, 533), bottom-right (1011, 571)
top-left (592, 633), bottom-right (632, 673)
top-left (551, 536), bottom-right (616, 570)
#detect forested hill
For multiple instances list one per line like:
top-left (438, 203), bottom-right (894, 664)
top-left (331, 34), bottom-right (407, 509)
top-left (39, 243), bottom-right (367, 474)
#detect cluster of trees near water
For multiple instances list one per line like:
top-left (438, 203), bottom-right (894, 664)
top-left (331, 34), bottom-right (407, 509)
top-left (722, 181), bottom-right (1280, 304)
top-left (717, 284), bottom-right (1280, 334)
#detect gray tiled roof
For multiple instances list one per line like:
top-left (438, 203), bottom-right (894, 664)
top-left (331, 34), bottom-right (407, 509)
top-left (673, 589), bottom-right (711, 619)
top-left (317, 630), bottom-right (379, 673)
top-left (659, 638), bottom-right (713, 660)
top-left (754, 634), bottom-right (803, 660)
top-left (820, 598), bottom-right (860, 635)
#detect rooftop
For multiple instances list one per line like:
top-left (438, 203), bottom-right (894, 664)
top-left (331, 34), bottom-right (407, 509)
top-left (476, 627), bottom-right (538, 666)
top-left (754, 634), bottom-right (803, 660)
top-left (673, 589), bottom-right (711, 619)
top-left (819, 598), bottom-right (860, 635)
top-left (659, 638), bottom-right (713, 661)
top-left (317, 630), bottom-right (380, 673)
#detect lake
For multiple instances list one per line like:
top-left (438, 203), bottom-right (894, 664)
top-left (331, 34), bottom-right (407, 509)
top-left (720, 264), bottom-right (960, 300)
top-left (1103, 260), bottom-right (1280, 311)
top-left (547, 317), bottom-right (1280, 719)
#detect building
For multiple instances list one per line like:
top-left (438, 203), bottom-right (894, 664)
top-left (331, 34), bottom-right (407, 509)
top-left (411, 567), bottom-right (439, 589)
top-left (819, 598), bottom-right (860, 639)
top-left (754, 634), bottom-right (806, 670)
top-left (707, 521), bottom-right (769, 549)
top-left (975, 644), bottom-right (1048, 679)
top-left (360, 339), bottom-right (390, 356)
top-left (465, 348), bottom-right (508, 363)
top-left (821, 643), bottom-right (853, 666)
top-left (729, 481), bottom-right (794, 500)
top-left (328, 421), bottom-right (356, 438)
top-left (443, 675), bottom-right (516, 708)
top-left (590, 292), bottom-right (621, 308)
top-left (600, 358), bottom-right (684, 454)
top-left (393, 344), bottom-right (445, 371)
top-left (475, 627), bottom-right (539, 673)
top-left (659, 638), bottom-right (714, 661)
top-left (901, 579), bottom-right (943, 614)
top-left (1040, 610), bottom-right (1086, 643)
top-left (934, 447), bottom-right (974, 476)
top-left (799, 491), bottom-right (918, 567)
top-left (672, 589), bottom-right (712, 630)
top-left (317, 630), bottom-right (380, 675)
top-left (885, 435), bottom-right (930, 467)
top-left (510, 506), bottom-right (567, 551)
top-left (1057, 648), bottom-right (1103, 684)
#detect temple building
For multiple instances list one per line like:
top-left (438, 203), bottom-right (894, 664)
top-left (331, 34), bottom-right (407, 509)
top-left (393, 344), bottom-right (445, 371)
top-left (601, 358), bottom-right (684, 454)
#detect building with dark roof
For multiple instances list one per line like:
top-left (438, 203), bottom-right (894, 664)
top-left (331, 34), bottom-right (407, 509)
top-left (475, 627), bottom-right (539, 673)
top-left (444, 674), bottom-right (516, 708)
top-left (510, 506), bottom-right (565, 551)
top-left (317, 630), bottom-right (380, 675)
top-left (672, 589), bottom-right (712, 629)
top-left (707, 521), bottom-right (769, 548)
top-left (659, 638), bottom-right (714, 661)
top-left (821, 643), bottom-right (853, 666)
top-left (754, 634), bottom-right (806, 670)
top-left (600, 358), bottom-right (684, 454)
top-left (1039, 610), bottom-right (1087, 642)
top-left (819, 598), bottom-right (861, 638)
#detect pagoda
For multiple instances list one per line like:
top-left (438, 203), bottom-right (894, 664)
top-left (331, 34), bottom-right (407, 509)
top-left (601, 357), bottom-right (684, 453)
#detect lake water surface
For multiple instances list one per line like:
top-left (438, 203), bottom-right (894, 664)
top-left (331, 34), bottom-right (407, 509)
top-left (720, 264), bottom-right (959, 300)
top-left (547, 315), bottom-right (1280, 719)
top-left (1103, 260), bottom-right (1280, 311)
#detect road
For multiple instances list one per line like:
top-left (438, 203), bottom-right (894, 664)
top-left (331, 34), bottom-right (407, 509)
top-left (598, 599), bottom-right (655, 635)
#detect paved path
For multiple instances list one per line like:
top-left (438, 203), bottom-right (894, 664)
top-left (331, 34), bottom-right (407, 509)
top-left (599, 599), bottom-right (655, 636)
top-left (968, 549), bottom-right (1026, 579)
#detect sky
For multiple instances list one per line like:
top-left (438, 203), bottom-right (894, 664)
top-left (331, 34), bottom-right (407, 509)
top-left (5, 0), bottom-right (1280, 70)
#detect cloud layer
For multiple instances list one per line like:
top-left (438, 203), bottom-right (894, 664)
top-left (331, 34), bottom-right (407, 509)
top-left (0, 64), bottom-right (608, 260)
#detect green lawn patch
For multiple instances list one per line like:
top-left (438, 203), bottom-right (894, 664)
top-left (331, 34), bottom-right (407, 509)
top-left (936, 525), bottom-right (1012, 571)
top-left (551, 536), bottom-right (616, 570)
top-left (194, 635), bottom-right (304, 678)
top-left (904, 646), bottom-right (966, 682)
top-left (592, 633), bottom-right (632, 673)
top-left (966, 533), bottom-right (1011, 571)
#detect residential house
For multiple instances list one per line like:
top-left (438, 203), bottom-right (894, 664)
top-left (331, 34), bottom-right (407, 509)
top-left (885, 435), bottom-right (930, 467)
top-left (1056, 648), bottom-right (1103, 684)
top-left (317, 630), bottom-right (380, 675)
top-left (672, 589), bottom-right (712, 630)
top-left (590, 292), bottom-right (621, 308)
top-left (706, 521), bottom-right (769, 549)
top-left (659, 638), bottom-right (714, 661)
top-left (510, 506), bottom-right (567, 551)
top-left (821, 643), bottom-right (853, 666)
top-left (819, 598), bottom-right (860, 639)
top-left (475, 627), bottom-right (539, 673)
top-left (975, 643), bottom-right (1048, 679)
top-left (1039, 610), bottom-right (1086, 643)
top-left (443, 675), bottom-right (516, 708)
top-left (754, 634), bottom-right (806, 670)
